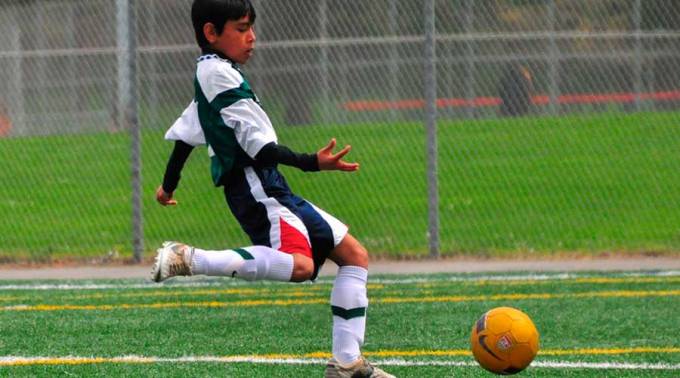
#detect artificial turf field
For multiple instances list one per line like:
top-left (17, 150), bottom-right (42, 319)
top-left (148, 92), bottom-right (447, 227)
top-left (1, 270), bottom-right (679, 377)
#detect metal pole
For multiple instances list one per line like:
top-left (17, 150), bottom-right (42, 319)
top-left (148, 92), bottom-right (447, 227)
top-left (547, 0), bottom-right (559, 115)
top-left (388, 0), bottom-right (399, 121)
top-left (250, 0), bottom-right (263, 86)
top-left (150, 0), bottom-right (159, 124)
top-left (67, 4), bottom-right (77, 128)
top-left (632, 0), bottom-right (643, 111)
top-left (9, 4), bottom-right (24, 135)
top-left (464, 0), bottom-right (475, 119)
top-left (424, 0), bottom-right (439, 258)
top-left (37, 8), bottom-right (46, 134)
top-left (319, 0), bottom-right (330, 125)
top-left (117, 0), bottom-right (143, 263)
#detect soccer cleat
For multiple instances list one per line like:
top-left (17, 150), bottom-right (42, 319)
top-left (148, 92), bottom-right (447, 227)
top-left (324, 357), bottom-right (396, 378)
top-left (150, 241), bottom-right (194, 282)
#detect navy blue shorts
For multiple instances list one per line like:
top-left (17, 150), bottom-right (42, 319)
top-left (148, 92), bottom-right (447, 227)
top-left (223, 166), bottom-right (348, 278)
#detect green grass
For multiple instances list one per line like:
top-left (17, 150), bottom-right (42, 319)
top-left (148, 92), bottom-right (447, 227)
top-left (1, 111), bottom-right (680, 260)
top-left (1, 270), bottom-right (679, 376)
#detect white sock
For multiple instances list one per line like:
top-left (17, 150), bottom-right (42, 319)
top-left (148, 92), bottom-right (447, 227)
top-left (330, 265), bottom-right (368, 366)
top-left (191, 245), bottom-right (293, 282)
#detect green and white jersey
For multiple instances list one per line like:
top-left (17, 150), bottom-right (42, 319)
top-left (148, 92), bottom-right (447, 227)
top-left (165, 53), bottom-right (277, 185)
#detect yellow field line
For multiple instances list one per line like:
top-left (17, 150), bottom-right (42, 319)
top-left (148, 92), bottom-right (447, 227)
top-left (2, 275), bottom-right (676, 302)
top-left (367, 347), bottom-right (680, 357)
top-left (417, 276), bottom-right (680, 288)
top-left (71, 288), bottom-right (326, 300)
top-left (0, 296), bottom-right (20, 302)
top-left (0, 284), bottom-right (385, 302)
top-left (2, 289), bottom-right (679, 312)
top-left (1, 357), bottom-right (133, 367)
top-left (1, 347), bottom-right (679, 367)
top-left (376, 289), bottom-right (680, 304)
top-left (0, 356), bottom-right (164, 367)
top-left (308, 346), bottom-right (680, 358)
top-left (2, 275), bottom-right (675, 304)
top-left (539, 347), bottom-right (680, 356)
top-left (1, 298), bottom-right (328, 312)
top-left (566, 277), bottom-right (680, 284)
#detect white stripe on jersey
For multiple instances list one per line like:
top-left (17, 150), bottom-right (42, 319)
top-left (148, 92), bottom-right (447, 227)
top-left (244, 167), bottom-right (311, 250)
top-left (308, 203), bottom-right (348, 248)
top-left (164, 101), bottom-right (206, 146)
top-left (196, 58), bottom-right (243, 103)
top-left (222, 99), bottom-right (277, 159)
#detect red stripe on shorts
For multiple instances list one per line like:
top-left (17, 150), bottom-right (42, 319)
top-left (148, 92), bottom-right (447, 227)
top-left (278, 217), bottom-right (313, 258)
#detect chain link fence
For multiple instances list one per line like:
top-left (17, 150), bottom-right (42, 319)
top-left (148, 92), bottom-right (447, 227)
top-left (1, 0), bottom-right (679, 262)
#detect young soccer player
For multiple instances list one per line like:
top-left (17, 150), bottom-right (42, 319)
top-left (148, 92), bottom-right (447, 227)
top-left (151, 1), bottom-right (395, 377)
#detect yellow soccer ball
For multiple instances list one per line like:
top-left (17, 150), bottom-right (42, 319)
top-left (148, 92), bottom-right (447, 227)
top-left (470, 307), bottom-right (540, 375)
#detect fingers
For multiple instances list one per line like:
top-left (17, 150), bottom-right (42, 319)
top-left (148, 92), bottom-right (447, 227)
top-left (155, 186), bottom-right (177, 206)
top-left (337, 161), bottom-right (360, 171)
top-left (317, 138), bottom-right (359, 172)
top-left (320, 138), bottom-right (336, 153)
top-left (160, 198), bottom-right (178, 206)
top-left (331, 145), bottom-right (358, 171)
top-left (333, 144), bottom-right (352, 160)
top-left (155, 187), bottom-right (165, 203)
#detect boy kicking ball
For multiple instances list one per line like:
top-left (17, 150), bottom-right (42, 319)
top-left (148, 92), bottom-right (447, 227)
top-left (151, 1), bottom-right (395, 377)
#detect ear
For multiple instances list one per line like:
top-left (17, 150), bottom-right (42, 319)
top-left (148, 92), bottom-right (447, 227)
top-left (203, 22), bottom-right (218, 43)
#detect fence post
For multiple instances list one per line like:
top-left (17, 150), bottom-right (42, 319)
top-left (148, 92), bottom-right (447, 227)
top-left (149, 0), bottom-right (159, 125)
top-left (633, 0), bottom-right (643, 111)
top-left (464, 0), bottom-right (475, 119)
top-left (117, 0), bottom-right (143, 263)
top-left (388, 0), bottom-right (399, 121)
top-left (547, 0), bottom-right (559, 115)
top-left (8, 5), bottom-right (24, 135)
top-left (319, 0), bottom-right (330, 125)
top-left (66, 5), bottom-right (76, 124)
top-left (424, 0), bottom-right (439, 258)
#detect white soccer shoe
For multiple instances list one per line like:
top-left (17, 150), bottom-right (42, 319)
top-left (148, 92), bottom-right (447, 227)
top-left (150, 241), bottom-right (194, 282)
top-left (324, 357), bottom-right (396, 378)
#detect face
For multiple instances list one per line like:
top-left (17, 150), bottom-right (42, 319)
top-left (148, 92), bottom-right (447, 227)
top-left (204, 15), bottom-right (256, 64)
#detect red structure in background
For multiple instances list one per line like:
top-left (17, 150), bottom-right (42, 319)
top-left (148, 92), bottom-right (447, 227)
top-left (0, 108), bottom-right (11, 137)
top-left (343, 90), bottom-right (680, 112)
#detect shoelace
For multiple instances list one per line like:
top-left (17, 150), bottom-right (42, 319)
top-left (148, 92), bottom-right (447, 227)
top-left (168, 247), bottom-right (192, 276)
top-left (168, 260), bottom-right (190, 276)
top-left (351, 359), bottom-right (374, 378)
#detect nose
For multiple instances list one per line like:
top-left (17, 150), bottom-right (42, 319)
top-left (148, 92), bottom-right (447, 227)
top-left (248, 28), bottom-right (256, 42)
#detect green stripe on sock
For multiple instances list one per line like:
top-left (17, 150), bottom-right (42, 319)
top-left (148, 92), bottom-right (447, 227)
top-left (233, 248), bottom-right (254, 260)
top-left (331, 305), bottom-right (366, 320)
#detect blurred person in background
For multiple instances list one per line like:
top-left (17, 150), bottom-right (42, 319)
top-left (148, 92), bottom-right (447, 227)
top-left (0, 103), bottom-right (12, 137)
top-left (499, 64), bottom-right (533, 117)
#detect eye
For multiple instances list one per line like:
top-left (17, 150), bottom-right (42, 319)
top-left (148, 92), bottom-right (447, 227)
top-left (237, 25), bottom-right (251, 33)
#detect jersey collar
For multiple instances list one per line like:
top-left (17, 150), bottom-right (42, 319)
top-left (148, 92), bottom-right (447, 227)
top-left (199, 47), bottom-right (236, 64)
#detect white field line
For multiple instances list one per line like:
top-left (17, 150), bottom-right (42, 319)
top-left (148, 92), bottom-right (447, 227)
top-left (0, 355), bottom-right (679, 370)
top-left (1, 270), bottom-right (678, 291)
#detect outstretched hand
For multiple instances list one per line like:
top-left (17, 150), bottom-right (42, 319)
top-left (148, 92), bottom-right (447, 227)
top-left (155, 186), bottom-right (177, 206)
top-left (317, 138), bottom-right (359, 172)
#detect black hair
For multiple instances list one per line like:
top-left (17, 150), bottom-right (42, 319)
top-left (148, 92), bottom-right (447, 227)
top-left (191, 0), bottom-right (256, 48)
